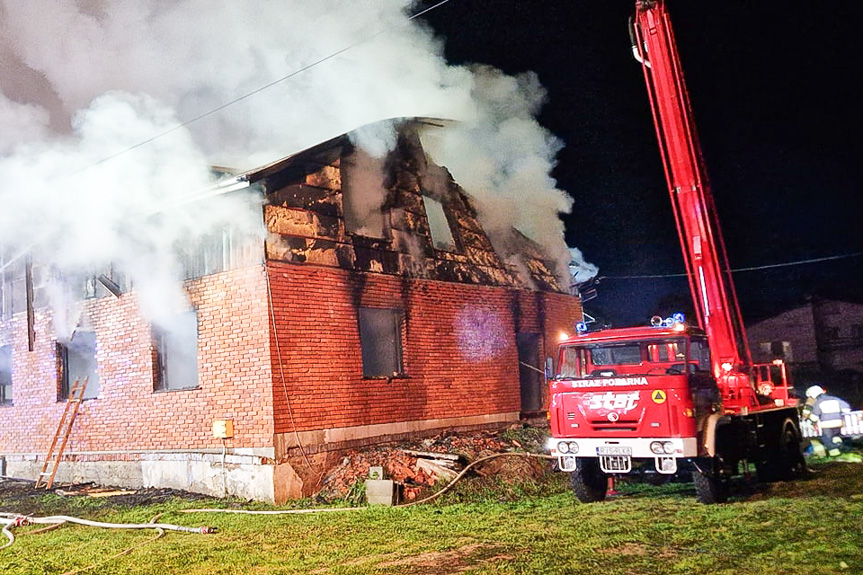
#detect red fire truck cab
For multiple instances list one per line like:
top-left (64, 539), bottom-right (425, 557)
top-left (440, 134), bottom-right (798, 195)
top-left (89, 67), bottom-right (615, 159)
top-left (550, 319), bottom-right (717, 474)
top-left (548, 316), bottom-right (804, 503)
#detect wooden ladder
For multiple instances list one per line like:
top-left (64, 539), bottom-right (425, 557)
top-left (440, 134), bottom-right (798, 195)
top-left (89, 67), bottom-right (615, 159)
top-left (36, 378), bottom-right (88, 489)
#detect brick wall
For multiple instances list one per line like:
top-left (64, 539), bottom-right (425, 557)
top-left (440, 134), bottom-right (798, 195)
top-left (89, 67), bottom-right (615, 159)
top-left (266, 260), bottom-right (581, 436)
top-left (0, 264), bottom-right (274, 456)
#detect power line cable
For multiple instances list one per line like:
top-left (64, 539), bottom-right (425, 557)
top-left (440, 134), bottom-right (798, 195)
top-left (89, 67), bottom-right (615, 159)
top-left (80, 0), bottom-right (453, 172)
top-left (599, 250), bottom-right (863, 280)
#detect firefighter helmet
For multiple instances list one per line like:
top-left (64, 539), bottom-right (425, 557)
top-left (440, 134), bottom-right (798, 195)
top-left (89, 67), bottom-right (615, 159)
top-left (806, 385), bottom-right (826, 399)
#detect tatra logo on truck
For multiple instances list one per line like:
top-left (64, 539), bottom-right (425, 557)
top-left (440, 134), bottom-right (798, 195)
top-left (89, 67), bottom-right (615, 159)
top-left (570, 377), bottom-right (649, 388)
top-left (585, 391), bottom-right (641, 413)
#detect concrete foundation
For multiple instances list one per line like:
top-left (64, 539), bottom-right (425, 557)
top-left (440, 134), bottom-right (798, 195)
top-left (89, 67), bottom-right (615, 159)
top-left (1, 451), bottom-right (302, 504)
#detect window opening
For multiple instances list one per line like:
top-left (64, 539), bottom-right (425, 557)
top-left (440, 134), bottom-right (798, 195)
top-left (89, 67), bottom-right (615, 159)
top-left (423, 197), bottom-right (456, 251)
top-left (58, 330), bottom-right (100, 400)
top-left (342, 148), bottom-right (386, 238)
top-left (0, 344), bottom-right (11, 405)
top-left (153, 310), bottom-right (200, 391)
top-left (358, 307), bottom-right (404, 378)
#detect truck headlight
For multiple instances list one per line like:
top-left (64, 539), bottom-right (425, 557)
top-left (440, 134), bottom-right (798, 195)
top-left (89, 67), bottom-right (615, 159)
top-left (557, 441), bottom-right (578, 454)
top-left (651, 441), bottom-right (675, 454)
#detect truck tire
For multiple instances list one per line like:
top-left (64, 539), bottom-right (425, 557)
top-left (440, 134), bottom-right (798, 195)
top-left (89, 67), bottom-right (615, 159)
top-left (693, 458), bottom-right (729, 504)
top-left (570, 458), bottom-right (607, 503)
top-left (755, 417), bottom-right (806, 483)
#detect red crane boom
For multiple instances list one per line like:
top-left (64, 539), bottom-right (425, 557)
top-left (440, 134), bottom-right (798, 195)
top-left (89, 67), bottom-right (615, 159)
top-left (546, 1), bottom-right (803, 505)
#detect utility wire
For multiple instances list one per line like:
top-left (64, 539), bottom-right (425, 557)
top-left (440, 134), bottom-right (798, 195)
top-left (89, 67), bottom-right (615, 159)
top-left (81, 0), bottom-right (453, 171)
top-left (599, 251), bottom-right (863, 280)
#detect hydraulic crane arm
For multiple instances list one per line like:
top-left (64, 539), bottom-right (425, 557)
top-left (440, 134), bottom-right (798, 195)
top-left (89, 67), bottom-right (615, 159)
top-left (630, 0), bottom-right (751, 376)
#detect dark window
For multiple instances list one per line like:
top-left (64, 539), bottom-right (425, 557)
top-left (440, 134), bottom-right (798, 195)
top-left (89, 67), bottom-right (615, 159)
top-left (58, 331), bottom-right (100, 400)
top-left (153, 311), bottom-right (199, 391)
top-left (689, 339), bottom-right (712, 372)
top-left (0, 344), bottom-right (12, 405)
top-left (358, 307), bottom-right (404, 377)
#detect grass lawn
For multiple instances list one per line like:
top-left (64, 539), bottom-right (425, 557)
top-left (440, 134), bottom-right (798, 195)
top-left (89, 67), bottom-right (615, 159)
top-left (2, 458), bottom-right (862, 575)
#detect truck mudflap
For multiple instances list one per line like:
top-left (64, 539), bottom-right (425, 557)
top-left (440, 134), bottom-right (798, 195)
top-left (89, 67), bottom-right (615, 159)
top-left (549, 437), bottom-right (698, 474)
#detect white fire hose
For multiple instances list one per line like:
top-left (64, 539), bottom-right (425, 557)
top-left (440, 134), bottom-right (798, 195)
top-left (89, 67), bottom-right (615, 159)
top-left (0, 512), bottom-right (213, 551)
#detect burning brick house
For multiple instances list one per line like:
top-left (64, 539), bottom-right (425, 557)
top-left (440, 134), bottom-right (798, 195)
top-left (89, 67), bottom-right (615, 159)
top-left (0, 119), bottom-right (581, 503)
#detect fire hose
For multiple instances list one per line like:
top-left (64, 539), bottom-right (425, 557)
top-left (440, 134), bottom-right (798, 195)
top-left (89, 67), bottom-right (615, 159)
top-left (0, 511), bottom-right (214, 551)
top-left (1, 452), bottom-right (553, 553)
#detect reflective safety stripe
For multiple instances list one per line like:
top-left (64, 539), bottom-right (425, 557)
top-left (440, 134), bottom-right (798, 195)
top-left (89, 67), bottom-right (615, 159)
top-left (818, 399), bottom-right (844, 414)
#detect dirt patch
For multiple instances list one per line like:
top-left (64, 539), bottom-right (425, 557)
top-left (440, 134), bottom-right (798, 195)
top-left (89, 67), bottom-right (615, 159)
top-left (0, 480), bottom-right (213, 516)
top-left (375, 542), bottom-right (516, 574)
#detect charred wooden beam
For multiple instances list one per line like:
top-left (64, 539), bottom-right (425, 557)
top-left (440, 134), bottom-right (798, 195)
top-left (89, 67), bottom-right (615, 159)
top-left (25, 257), bottom-right (34, 351)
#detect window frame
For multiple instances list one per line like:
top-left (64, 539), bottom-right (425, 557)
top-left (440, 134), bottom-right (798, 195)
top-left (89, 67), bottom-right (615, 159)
top-left (152, 310), bottom-right (201, 392)
top-left (0, 344), bottom-right (12, 405)
top-left (357, 307), bottom-right (405, 379)
top-left (57, 330), bottom-right (100, 401)
top-left (422, 196), bottom-right (458, 252)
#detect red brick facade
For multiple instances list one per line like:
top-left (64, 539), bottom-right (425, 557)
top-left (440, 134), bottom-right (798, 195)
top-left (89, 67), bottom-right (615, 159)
top-left (267, 261), bottom-right (579, 444)
top-left (0, 119), bottom-right (582, 501)
top-left (0, 265), bottom-right (273, 457)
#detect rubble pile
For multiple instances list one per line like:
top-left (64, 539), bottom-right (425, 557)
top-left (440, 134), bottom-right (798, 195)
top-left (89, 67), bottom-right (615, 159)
top-left (316, 426), bottom-right (551, 501)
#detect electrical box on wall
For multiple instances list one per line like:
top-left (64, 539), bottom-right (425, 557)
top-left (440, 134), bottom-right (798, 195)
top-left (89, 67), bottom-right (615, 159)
top-left (212, 419), bottom-right (234, 439)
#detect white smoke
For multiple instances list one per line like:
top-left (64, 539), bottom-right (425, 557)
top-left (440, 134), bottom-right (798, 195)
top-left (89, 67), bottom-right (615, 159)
top-left (568, 247), bottom-right (599, 285)
top-left (418, 66), bottom-right (574, 279)
top-left (0, 0), bottom-right (581, 320)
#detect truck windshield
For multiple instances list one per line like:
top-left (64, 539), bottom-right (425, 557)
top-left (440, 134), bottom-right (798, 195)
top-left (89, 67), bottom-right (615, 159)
top-left (558, 337), bottom-right (699, 378)
top-left (591, 344), bottom-right (641, 365)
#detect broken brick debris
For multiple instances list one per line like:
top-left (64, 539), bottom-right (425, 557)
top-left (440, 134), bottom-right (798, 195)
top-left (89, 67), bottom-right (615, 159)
top-left (315, 427), bottom-right (549, 501)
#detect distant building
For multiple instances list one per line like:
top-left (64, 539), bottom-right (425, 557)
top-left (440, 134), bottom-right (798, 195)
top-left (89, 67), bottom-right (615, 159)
top-left (747, 298), bottom-right (863, 374)
top-left (0, 119), bottom-right (581, 503)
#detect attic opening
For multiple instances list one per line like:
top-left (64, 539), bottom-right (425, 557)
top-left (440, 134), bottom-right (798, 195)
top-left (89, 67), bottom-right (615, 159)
top-left (423, 196), bottom-right (456, 251)
top-left (342, 147), bottom-right (386, 238)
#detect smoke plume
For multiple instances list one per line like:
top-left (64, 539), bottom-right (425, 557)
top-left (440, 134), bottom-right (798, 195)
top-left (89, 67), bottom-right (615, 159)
top-left (0, 0), bottom-right (579, 318)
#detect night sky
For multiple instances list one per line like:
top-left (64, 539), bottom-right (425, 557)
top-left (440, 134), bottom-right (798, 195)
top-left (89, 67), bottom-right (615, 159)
top-left (422, 0), bottom-right (863, 327)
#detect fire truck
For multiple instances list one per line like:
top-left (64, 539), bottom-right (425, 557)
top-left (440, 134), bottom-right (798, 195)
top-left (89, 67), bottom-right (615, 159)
top-left (547, 0), bottom-right (806, 504)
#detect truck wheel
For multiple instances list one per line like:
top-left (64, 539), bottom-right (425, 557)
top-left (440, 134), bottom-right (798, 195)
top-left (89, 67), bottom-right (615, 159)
top-left (755, 418), bottom-right (806, 483)
top-left (693, 459), bottom-right (728, 504)
top-left (570, 458), bottom-right (607, 503)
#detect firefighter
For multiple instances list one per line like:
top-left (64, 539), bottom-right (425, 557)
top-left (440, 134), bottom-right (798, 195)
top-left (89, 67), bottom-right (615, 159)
top-left (805, 385), bottom-right (853, 458)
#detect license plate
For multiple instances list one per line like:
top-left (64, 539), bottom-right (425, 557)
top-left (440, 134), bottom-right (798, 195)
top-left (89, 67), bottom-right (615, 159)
top-left (597, 446), bottom-right (632, 456)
